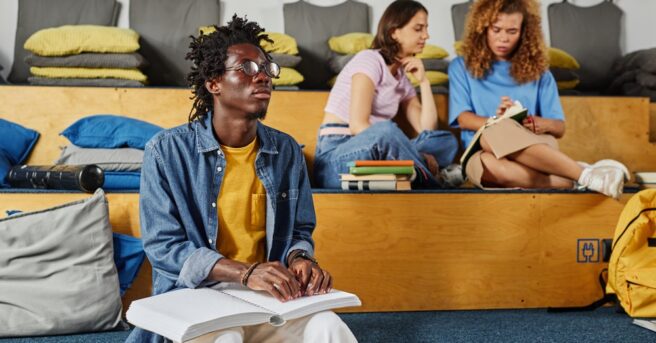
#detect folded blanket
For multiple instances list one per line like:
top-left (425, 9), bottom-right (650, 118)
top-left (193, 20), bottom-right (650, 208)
top-left (636, 71), bottom-right (656, 89)
top-left (25, 53), bottom-right (147, 69)
top-left (28, 77), bottom-right (144, 87)
top-left (30, 67), bottom-right (147, 82)
top-left (623, 82), bottom-right (656, 101)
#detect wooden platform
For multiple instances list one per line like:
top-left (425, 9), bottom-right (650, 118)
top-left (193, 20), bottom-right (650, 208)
top-left (0, 86), bottom-right (653, 173)
top-left (0, 191), bottom-right (627, 312)
top-left (0, 85), bottom-right (650, 312)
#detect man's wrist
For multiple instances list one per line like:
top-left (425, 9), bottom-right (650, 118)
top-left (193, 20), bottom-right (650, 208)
top-left (288, 249), bottom-right (318, 266)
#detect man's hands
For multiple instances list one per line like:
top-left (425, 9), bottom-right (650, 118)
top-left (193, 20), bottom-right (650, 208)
top-left (244, 261), bottom-right (301, 302)
top-left (288, 257), bottom-right (333, 296)
top-left (241, 252), bottom-right (332, 301)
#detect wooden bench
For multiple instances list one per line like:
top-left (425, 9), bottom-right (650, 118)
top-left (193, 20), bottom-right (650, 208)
top-left (0, 85), bottom-right (652, 312)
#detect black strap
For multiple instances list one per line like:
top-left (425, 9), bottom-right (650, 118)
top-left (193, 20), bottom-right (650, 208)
top-left (547, 269), bottom-right (614, 312)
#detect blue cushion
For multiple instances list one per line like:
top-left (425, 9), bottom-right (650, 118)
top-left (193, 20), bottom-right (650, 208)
top-left (0, 119), bottom-right (39, 187)
top-left (61, 115), bottom-right (163, 149)
top-left (103, 171), bottom-right (141, 190)
top-left (112, 233), bottom-right (146, 297)
top-left (0, 118), bottom-right (40, 164)
top-left (0, 153), bottom-right (11, 188)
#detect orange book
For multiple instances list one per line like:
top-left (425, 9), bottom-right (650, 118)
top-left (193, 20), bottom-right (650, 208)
top-left (351, 160), bottom-right (414, 167)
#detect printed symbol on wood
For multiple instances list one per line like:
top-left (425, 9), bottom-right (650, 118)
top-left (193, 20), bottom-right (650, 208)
top-left (577, 239), bottom-right (600, 263)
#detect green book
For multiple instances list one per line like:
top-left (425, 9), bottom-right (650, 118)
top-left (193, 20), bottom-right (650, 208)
top-left (348, 166), bottom-right (414, 175)
top-left (459, 101), bottom-right (529, 173)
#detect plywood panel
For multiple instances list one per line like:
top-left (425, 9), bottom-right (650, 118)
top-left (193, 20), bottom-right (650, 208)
top-left (1, 87), bottom-right (654, 172)
top-left (650, 102), bottom-right (656, 142)
top-left (0, 191), bottom-right (628, 311)
top-left (558, 96), bottom-right (656, 172)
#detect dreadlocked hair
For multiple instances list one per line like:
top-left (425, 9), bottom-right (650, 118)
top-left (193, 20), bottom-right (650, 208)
top-left (186, 14), bottom-right (272, 124)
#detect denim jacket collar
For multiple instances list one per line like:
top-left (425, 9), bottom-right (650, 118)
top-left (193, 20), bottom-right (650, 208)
top-left (194, 111), bottom-right (279, 155)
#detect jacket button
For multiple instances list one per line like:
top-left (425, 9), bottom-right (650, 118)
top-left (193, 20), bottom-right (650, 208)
top-left (211, 202), bottom-right (216, 208)
top-left (208, 239), bottom-right (213, 244)
top-left (281, 192), bottom-right (287, 198)
top-left (217, 167), bottom-right (223, 172)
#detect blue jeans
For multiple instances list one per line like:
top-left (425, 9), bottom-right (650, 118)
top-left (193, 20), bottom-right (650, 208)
top-left (313, 121), bottom-right (458, 189)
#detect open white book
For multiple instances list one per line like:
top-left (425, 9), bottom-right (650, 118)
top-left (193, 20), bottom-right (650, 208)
top-left (460, 100), bottom-right (529, 169)
top-left (633, 318), bottom-right (656, 333)
top-left (126, 283), bottom-right (361, 342)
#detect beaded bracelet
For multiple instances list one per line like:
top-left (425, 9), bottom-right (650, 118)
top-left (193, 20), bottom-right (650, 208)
top-left (241, 262), bottom-right (261, 287)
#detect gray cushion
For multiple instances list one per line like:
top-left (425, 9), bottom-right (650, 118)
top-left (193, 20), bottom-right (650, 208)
top-left (55, 144), bottom-right (143, 171)
top-left (0, 189), bottom-right (122, 337)
top-left (423, 58), bottom-right (450, 72)
top-left (550, 68), bottom-right (579, 82)
top-left (8, 0), bottom-right (119, 84)
top-left (28, 77), bottom-right (144, 87)
top-left (0, 65), bottom-right (6, 84)
top-left (270, 53), bottom-right (302, 68)
top-left (451, 1), bottom-right (473, 40)
top-left (548, 1), bottom-right (623, 91)
top-left (25, 53), bottom-right (147, 69)
top-left (283, 0), bottom-right (369, 89)
top-left (130, 0), bottom-right (220, 86)
top-left (328, 54), bottom-right (354, 74)
top-left (636, 71), bottom-right (656, 89)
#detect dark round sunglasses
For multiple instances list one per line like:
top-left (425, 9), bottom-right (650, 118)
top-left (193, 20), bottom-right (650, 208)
top-left (225, 60), bottom-right (280, 79)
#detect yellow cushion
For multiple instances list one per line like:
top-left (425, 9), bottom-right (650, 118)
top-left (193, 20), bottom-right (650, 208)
top-left (557, 79), bottom-right (580, 90)
top-left (30, 67), bottom-right (147, 82)
top-left (406, 71), bottom-right (449, 87)
top-left (199, 26), bottom-right (216, 35)
top-left (548, 47), bottom-right (580, 69)
top-left (260, 32), bottom-right (298, 55)
top-left (272, 67), bottom-right (304, 86)
top-left (328, 33), bottom-right (374, 55)
top-left (454, 41), bottom-right (464, 56)
top-left (416, 44), bottom-right (449, 59)
top-left (24, 25), bottom-right (140, 57)
top-left (327, 75), bottom-right (337, 87)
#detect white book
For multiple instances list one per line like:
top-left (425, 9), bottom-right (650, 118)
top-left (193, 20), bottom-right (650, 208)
top-left (633, 318), bottom-right (656, 333)
top-left (126, 284), bottom-right (361, 342)
top-left (635, 172), bottom-right (656, 184)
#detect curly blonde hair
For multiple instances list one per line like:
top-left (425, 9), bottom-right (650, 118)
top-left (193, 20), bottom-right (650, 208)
top-left (461, 0), bottom-right (547, 84)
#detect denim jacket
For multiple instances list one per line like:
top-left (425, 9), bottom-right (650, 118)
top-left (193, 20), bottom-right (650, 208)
top-left (127, 112), bottom-right (316, 343)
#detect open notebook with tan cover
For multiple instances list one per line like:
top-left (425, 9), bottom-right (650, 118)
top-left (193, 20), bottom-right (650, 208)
top-left (126, 283), bottom-right (361, 342)
top-left (460, 101), bottom-right (529, 170)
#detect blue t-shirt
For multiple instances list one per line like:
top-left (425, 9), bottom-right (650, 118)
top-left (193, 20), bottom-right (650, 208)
top-left (448, 57), bottom-right (565, 147)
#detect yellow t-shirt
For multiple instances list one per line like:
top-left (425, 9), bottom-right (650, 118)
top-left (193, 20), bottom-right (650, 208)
top-left (217, 137), bottom-right (266, 264)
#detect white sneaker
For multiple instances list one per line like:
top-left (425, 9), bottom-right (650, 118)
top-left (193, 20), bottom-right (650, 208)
top-left (440, 164), bottom-right (464, 188)
top-left (578, 166), bottom-right (625, 199)
top-left (591, 159), bottom-right (630, 181)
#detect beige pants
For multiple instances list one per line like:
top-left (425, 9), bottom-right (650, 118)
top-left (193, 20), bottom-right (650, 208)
top-left (184, 311), bottom-right (357, 343)
top-left (465, 119), bottom-right (558, 188)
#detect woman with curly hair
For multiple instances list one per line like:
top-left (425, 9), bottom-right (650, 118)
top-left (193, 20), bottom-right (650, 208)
top-left (314, 0), bottom-right (459, 189)
top-left (448, 0), bottom-right (628, 198)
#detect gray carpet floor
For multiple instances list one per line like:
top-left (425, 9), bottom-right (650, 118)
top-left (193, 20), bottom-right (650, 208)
top-left (1, 307), bottom-right (653, 342)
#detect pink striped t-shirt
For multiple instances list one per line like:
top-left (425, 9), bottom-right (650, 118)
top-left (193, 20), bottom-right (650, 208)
top-left (324, 49), bottom-right (417, 124)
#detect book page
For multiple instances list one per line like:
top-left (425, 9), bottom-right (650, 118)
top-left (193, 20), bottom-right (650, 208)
top-left (216, 284), bottom-right (361, 321)
top-left (127, 287), bottom-right (274, 341)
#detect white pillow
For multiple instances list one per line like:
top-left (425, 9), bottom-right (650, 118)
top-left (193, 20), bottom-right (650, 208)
top-left (0, 189), bottom-right (123, 337)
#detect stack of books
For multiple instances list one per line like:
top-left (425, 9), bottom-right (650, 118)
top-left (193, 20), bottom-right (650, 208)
top-left (635, 172), bottom-right (656, 189)
top-left (340, 160), bottom-right (414, 191)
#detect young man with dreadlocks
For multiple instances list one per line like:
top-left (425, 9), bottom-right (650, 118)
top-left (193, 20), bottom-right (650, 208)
top-left (126, 15), bottom-right (356, 343)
